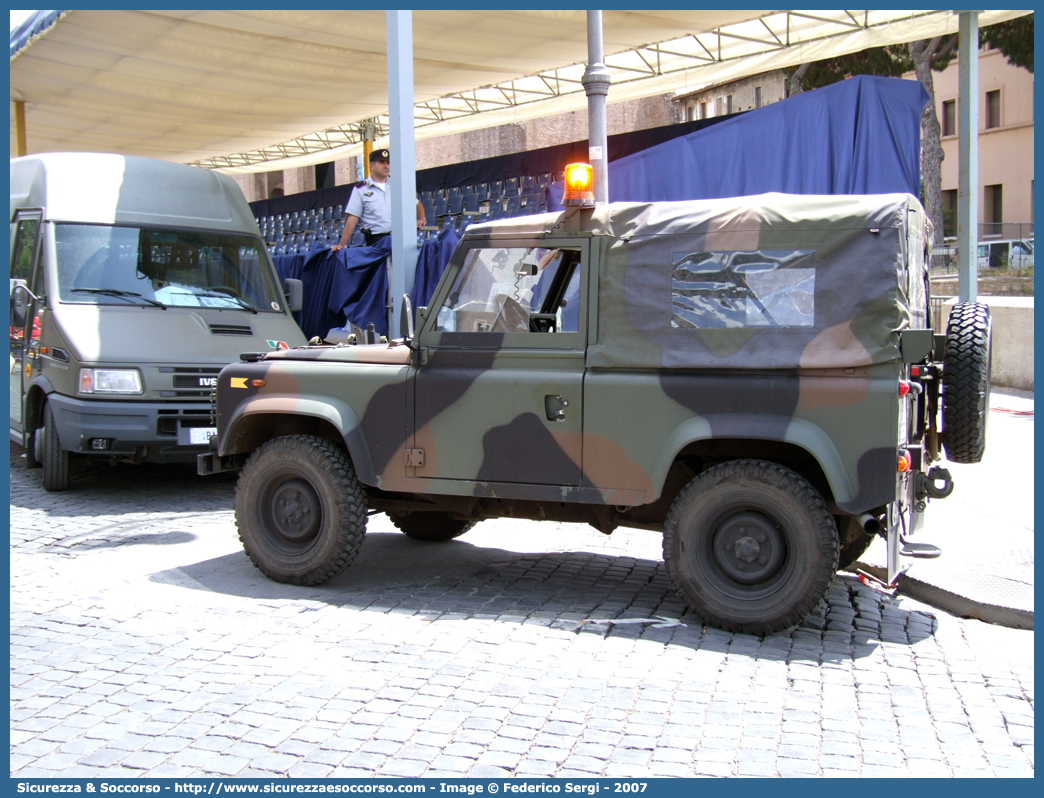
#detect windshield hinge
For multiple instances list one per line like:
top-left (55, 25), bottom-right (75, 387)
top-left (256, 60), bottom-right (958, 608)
top-left (405, 448), bottom-right (425, 468)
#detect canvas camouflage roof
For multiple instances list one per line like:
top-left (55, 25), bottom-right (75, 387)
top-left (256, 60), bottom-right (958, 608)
top-left (464, 193), bottom-right (931, 371)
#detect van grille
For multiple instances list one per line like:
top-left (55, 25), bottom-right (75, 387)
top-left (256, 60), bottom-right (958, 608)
top-left (209, 323), bottom-right (254, 336)
top-left (161, 367), bottom-right (222, 398)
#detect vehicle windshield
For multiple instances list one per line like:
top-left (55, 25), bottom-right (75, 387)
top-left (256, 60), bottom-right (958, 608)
top-left (54, 223), bottom-right (284, 312)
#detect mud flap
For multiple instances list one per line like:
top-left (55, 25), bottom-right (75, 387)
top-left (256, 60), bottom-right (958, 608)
top-left (886, 503), bottom-right (905, 585)
top-left (886, 476), bottom-right (926, 584)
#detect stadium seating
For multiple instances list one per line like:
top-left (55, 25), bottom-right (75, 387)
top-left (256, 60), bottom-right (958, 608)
top-left (255, 173), bottom-right (557, 254)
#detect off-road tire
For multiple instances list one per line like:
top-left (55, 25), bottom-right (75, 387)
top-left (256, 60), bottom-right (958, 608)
top-left (942, 302), bottom-right (992, 464)
top-left (663, 460), bottom-right (839, 635)
top-left (389, 512), bottom-right (476, 542)
top-left (39, 402), bottom-right (69, 491)
top-left (235, 435), bottom-right (366, 585)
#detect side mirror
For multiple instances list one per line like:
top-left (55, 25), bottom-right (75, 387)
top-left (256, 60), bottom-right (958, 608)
top-left (283, 278), bottom-right (303, 313)
top-left (10, 281), bottom-right (35, 328)
top-left (400, 294), bottom-right (415, 341)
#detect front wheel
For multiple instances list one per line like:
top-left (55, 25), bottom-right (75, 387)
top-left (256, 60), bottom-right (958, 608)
top-left (38, 402), bottom-right (69, 491)
top-left (235, 435), bottom-right (367, 585)
top-left (663, 460), bottom-right (838, 635)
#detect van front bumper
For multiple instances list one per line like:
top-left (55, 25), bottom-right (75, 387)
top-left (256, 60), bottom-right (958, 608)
top-left (46, 393), bottom-right (215, 463)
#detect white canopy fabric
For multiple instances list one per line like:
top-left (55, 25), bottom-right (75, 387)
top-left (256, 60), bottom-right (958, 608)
top-left (10, 9), bottom-right (1029, 173)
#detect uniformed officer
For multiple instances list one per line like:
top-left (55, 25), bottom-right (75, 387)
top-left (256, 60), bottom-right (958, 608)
top-left (330, 149), bottom-right (426, 252)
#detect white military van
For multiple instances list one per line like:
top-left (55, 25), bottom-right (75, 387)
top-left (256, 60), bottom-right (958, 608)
top-left (977, 238), bottom-right (1034, 270)
top-left (10, 152), bottom-right (306, 490)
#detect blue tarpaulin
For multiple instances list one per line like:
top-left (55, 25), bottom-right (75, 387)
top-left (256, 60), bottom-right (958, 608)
top-left (274, 239), bottom-right (391, 339)
top-left (274, 231), bottom-right (464, 340)
top-left (549, 76), bottom-right (929, 209)
top-left (411, 227), bottom-right (460, 311)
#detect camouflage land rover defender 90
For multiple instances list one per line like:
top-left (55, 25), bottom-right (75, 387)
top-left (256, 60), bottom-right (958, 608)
top-left (199, 194), bottom-right (991, 635)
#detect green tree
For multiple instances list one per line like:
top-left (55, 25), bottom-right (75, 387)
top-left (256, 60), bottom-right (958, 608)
top-left (785, 13), bottom-right (1033, 242)
top-left (786, 40), bottom-right (955, 237)
top-left (981, 15), bottom-right (1034, 72)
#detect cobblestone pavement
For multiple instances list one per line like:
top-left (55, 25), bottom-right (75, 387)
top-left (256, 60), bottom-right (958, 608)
top-left (9, 442), bottom-right (1034, 778)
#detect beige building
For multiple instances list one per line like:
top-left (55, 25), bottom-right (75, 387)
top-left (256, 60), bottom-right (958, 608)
top-left (674, 70), bottom-right (788, 121)
top-left (233, 94), bottom-right (678, 203)
top-left (930, 45), bottom-right (1034, 239)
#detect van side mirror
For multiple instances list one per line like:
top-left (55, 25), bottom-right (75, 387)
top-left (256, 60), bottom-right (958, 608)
top-left (10, 281), bottom-right (35, 328)
top-left (283, 278), bottom-right (303, 313)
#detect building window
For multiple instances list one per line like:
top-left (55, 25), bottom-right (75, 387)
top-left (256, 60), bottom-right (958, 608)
top-left (699, 102), bottom-right (707, 119)
top-left (984, 184), bottom-right (1003, 237)
top-left (985, 90), bottom-right (1001, 129)
top-left (754, 86), bottom-right (763, 109)
top-left (725, 94), bottom-right (733, 115)
top-left (686, 104), bottom-right (694, 122)
top-left (941, 100), bottom-right (956, 137)
top-left (942, 189), bottom-right (958, 237)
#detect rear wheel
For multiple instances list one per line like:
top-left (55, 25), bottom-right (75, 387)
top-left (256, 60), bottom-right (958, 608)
top-left (942, 302), bottom-right (992, 464)
top-left (39, 402), bottom-right (69, 491)
top-left (663, 460), bottom-right (838, 635)
top-left (389, 512), bottom-right (476, 542)
top-left (235, 435), bottom-right (366, 585)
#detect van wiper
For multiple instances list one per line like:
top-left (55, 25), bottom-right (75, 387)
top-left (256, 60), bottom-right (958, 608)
top-left (71, 288), bottom-right (168, 309)
top-left (195, 293), bottom-right (259, 314)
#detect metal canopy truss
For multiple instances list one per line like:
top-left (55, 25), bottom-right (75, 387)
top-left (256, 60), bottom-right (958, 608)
top-left (188, 9), bottom-right (1003, 170)
top-left (204, 121), bottom-right (390, 169)
top-left (12, 9), bottom-right (1029, 173)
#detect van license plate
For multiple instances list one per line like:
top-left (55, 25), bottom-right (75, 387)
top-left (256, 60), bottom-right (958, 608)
top-left (188, 427), bottom-right (217, 445)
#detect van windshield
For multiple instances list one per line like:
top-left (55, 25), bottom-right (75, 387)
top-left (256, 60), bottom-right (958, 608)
top-left (54, 224), bottom-right (284, 312)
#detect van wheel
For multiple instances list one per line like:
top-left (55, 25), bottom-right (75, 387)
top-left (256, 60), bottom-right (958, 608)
top-left (389, 512), bottom-right (476, 542)
top-left (235, 435), bottom-right (366, 585)
top-left (942, 302), bottom-right (992, 464)
top-left (663, 460), bottom-right (838, 635)
top-left (39, 403), bottom-right (69, 491)
top-left (25, 428), bottom-right (41, 469)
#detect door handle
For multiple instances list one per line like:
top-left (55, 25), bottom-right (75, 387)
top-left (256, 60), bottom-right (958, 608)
top-left (544, 394), bottom-right (569, 422)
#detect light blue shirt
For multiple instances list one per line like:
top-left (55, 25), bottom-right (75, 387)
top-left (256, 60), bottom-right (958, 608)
top-left (345, 177), bottom-right (391, 234)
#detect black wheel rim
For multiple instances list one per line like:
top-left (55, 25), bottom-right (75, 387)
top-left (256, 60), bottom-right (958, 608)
top-left (711, 510), bottom-right (786, 585)
top-left (696, 504), bottom-right (794, 599)
top-left (260, 474), bottom-right (323, 554)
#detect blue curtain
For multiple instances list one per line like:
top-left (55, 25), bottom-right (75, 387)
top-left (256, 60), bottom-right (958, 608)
top-left (549, 76), bottom-right (929, 208)
top-left (273, 239), bottom-right (392, 339)
top-left (411, 227), bottom-right (460, 311)
top-left (274, 232), bottom-right (465, 340)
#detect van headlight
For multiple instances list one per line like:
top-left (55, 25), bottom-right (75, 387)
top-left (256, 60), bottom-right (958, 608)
top-left (78, 368), bottom-right (143, 395)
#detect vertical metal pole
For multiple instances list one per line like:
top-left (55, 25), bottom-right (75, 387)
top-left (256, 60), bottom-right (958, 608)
top-left (582, 10), bottom-right (611, 204)
top-left (387, 10), bottom-right (418, 337)
top-left (361, 119), bottom-right (377, 179)
top-left (957, 11), bottom-right (980, 302)
top-left (15, 100), bottom-right (28, 156)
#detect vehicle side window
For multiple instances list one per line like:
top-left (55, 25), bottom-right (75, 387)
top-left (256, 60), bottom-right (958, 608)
top-left (671, 249), bottom-right (815, 329)
top-left (11, 217), bottom-right (40, 284)
top-left (434, 246), bottom-right (580, 334)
